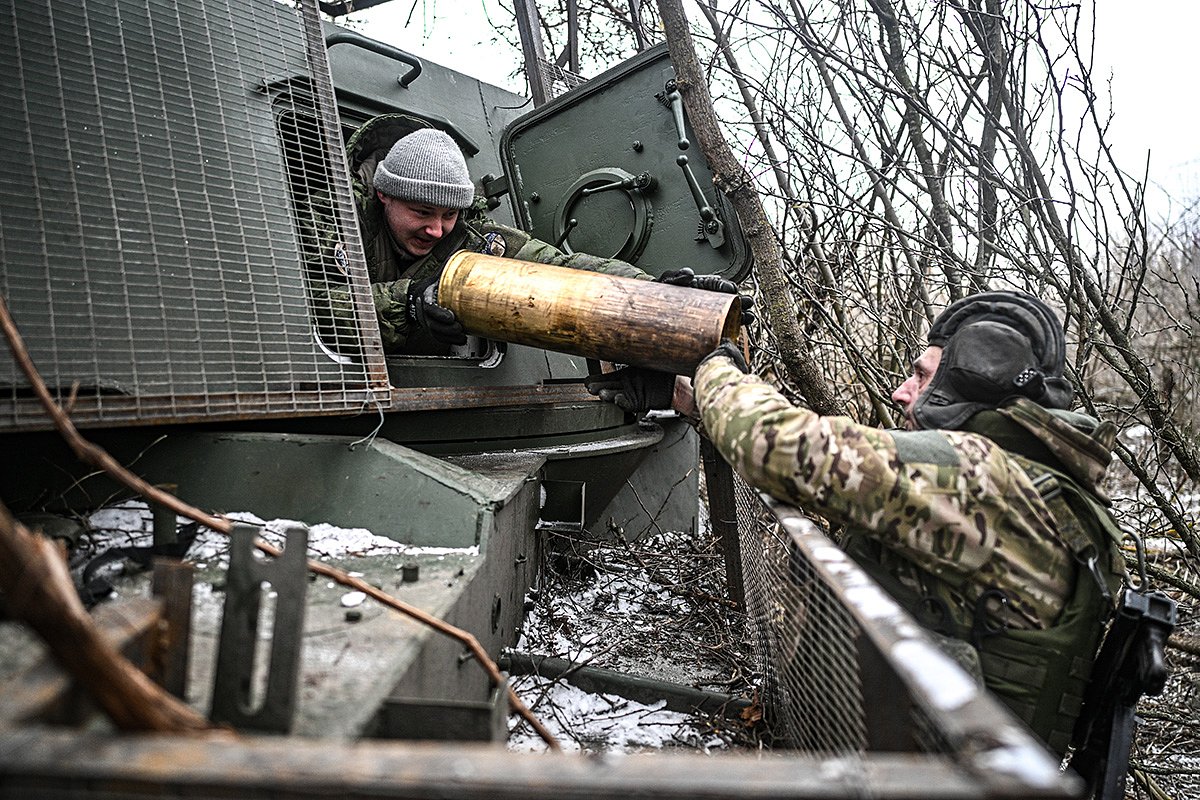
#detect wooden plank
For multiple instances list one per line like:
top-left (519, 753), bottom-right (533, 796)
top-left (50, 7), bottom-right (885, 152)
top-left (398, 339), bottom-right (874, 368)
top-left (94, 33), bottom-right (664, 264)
top-left (0, 729), bottom-right (1049, 800)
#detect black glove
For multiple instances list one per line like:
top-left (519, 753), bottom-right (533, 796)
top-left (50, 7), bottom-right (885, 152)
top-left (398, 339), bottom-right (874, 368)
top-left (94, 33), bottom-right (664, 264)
top-left (655, 267), bottom-right (756, 326)
top-left (698, 339), bottom-right (749, 374)
top-left (584, 367), bottom-right (676, 415)
top-left (406, 276), bottom-right (467, 346)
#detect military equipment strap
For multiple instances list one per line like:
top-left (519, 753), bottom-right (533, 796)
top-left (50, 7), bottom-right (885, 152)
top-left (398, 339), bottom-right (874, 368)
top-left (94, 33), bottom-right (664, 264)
top-left (1011, 455), bottom-right (1125, 605)
top-left (869, 427), bottom-right (1125, 754)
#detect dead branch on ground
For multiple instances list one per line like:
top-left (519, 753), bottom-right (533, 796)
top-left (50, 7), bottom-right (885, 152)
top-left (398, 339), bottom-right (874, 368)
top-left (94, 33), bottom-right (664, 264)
top-left (0, 500), bottom-right (214, 732)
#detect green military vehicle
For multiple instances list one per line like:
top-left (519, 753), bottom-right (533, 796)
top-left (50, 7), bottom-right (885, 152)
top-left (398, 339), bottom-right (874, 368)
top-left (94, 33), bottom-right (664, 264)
top-left (0, 1), bottom-right (1078, 797)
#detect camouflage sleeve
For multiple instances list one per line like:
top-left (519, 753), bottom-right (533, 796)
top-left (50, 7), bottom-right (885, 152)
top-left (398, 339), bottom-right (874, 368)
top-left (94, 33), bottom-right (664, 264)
top-left (512, 236), bottom-right (652, 280)
top-left (694, 355), bottom-right (1062, 587)
top-left (307, 273), bottom-right (411, 354)
top-left (368, 279), bottom-right (413, 353)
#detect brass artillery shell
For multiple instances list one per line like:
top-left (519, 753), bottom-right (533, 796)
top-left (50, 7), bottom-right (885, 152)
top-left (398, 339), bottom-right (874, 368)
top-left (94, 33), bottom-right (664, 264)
top-left (438, 252), bottom-right (741, 374)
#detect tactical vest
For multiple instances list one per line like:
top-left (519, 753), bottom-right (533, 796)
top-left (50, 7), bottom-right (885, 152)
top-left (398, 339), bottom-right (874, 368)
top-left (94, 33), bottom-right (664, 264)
top-left (842, 410), bottom-right (1125, 754)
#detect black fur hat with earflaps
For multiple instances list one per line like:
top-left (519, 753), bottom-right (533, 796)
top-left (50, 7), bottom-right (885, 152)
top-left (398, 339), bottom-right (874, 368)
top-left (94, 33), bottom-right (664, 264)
top-left (913, 291), bottom-right (1075, 431)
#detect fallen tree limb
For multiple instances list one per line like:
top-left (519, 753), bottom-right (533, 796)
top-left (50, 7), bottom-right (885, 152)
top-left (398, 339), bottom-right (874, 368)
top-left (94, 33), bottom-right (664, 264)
top-left (0, 500), bottom-right (213, 732)
top-left (0, 294), bottom-right (560, 751)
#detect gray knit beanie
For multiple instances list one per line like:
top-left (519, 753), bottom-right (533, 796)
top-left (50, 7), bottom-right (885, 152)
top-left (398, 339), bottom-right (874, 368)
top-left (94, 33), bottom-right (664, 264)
top-left (374, 128), bottom-right (474, 209)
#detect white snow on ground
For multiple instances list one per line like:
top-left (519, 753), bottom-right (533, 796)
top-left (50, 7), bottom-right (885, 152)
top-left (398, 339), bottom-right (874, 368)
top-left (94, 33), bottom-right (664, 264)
top-left (507, 526), bottom-right (747, 753)
top-left (81, 501), bottom-right (477, 570)
top-left (507, 675), bottom-right (717, 753)
top-left (79, 501), bottom-right (735, 753)
top-left (506, 572), bottom-right (712, 752)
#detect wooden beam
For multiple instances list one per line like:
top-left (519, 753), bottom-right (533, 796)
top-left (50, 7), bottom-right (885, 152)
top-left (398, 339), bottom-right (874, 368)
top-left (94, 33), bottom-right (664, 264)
top-left (0, 730), bottom-right (1017, 800)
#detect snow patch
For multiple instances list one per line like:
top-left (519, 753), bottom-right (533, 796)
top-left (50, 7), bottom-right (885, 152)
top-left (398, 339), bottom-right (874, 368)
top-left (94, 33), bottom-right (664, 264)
top-left (507, 675), bottom-right (719, 753)
top-left (80, 501), bottom-right (478, 569)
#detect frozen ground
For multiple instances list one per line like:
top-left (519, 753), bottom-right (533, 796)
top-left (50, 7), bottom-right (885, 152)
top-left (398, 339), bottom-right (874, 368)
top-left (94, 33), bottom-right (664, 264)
top-left (507, 526), bottom-right (759, 753)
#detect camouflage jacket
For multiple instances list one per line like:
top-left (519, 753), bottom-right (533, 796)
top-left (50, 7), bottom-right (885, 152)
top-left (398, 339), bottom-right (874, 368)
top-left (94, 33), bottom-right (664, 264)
top-left (694, 355), bottom-right (1080, 631)
top-left (324, 114), bottom-right (651, 353)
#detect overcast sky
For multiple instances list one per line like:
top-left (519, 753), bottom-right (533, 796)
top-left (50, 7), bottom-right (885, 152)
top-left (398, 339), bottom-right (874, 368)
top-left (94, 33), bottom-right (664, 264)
top-left (343, 0), bottom-right (1200, 219)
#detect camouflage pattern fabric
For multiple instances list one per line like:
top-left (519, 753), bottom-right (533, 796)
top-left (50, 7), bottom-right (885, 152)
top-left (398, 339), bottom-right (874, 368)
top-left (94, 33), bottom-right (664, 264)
top-left (693, 354), bottom-right (1076, 631)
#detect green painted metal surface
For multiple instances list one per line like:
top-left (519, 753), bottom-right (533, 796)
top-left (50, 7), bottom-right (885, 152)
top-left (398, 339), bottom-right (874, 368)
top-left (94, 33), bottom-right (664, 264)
top-left (0, 0), bottom-right (708, 768)
top-left (118, 431), bottom-right (542, 548)
top-left (501, 45), bottom-right (752, 282)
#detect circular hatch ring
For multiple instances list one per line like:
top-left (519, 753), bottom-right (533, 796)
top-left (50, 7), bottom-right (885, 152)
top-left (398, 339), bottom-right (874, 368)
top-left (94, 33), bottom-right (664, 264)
top-left (555, 167), bottom-right (654, 262)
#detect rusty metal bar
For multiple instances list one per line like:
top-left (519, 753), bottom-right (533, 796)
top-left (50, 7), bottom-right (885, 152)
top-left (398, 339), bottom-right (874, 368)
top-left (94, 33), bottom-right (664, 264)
top-left (1, 383), bottom-right (603, 433)
top-left (150, 560), bottom-right (195, 701)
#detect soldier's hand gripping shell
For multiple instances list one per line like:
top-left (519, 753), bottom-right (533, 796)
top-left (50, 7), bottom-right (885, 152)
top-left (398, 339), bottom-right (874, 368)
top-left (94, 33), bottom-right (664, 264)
top-left (655, 267), bottom-right (756, 326)
top-left (584, 367), bottom-right (676, 415)
top-left (406, 276), bottom-right (467, 346)
top-left (698, 339), bottom-right (749, 374)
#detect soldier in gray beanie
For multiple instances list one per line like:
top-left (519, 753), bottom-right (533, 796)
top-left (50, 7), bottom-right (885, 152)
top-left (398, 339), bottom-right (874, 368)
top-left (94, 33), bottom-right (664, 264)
top-left (321, 114), bottom-right (753, 356)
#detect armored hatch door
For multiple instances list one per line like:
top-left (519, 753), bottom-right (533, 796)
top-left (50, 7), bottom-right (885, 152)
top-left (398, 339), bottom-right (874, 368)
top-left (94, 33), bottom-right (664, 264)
top-left (498, 44), bottom-right (750, 282)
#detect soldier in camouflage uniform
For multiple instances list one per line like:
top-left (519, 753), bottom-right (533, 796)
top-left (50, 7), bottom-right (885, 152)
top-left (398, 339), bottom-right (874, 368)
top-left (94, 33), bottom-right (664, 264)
top-left (324, 115), bottom-right (750, 354)
top-left (691, 292), bottom-right (1126, 755)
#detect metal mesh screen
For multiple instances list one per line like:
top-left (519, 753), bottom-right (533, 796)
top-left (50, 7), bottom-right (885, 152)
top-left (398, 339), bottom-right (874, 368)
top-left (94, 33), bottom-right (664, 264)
top-left (535, 57), bottom-right (586, 101)
top-left (0, 0), bottom-right (386, 431)
top-left (733, 475), bottom-right (868, 752)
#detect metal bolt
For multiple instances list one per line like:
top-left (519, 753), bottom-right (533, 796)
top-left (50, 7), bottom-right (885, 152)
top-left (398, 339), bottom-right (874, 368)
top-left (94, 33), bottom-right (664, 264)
top-left (345, 609), bottom-right (363, 623)
top-left (632, 140), bottom-right (643, 152)
top-left (530, 192), bottom-right (541, 203)
top-left (401, 563), bottom-right (419, 583)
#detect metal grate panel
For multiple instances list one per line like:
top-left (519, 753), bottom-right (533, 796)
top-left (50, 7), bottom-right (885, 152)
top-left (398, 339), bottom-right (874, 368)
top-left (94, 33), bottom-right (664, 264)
top-left (731, 478), bottom-right (1062, 767)
top-left (0, 0), bottom-right (386, 431)
top-left (734, 475), bottom-right (868, 751)
top-left (536, 56), bottom-right (586, 101)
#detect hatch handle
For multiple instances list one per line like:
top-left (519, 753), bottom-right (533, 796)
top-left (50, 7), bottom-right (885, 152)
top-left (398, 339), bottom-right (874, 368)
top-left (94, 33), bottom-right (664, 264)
top-left (677, 154), bottom-right (725, 248)
top-left (662, 79), bottom-right (690, 151)
top-left (661, 79), bottom-right (725, 248)
top-left (555, 218), bottom-right (578, 248)
top-left (325, 29), bottom-right (423, 88)
top-left (581, 171), bottom-right (656, 197)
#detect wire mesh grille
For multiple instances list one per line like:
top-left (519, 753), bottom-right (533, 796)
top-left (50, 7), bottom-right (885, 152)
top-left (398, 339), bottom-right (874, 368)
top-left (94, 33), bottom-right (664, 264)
top-left (536, 57), bottom-right (587, 101)
top-left (0, 0), bottom-right (386, 431)
top-left (733, 475), bottom-right (868, 751)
